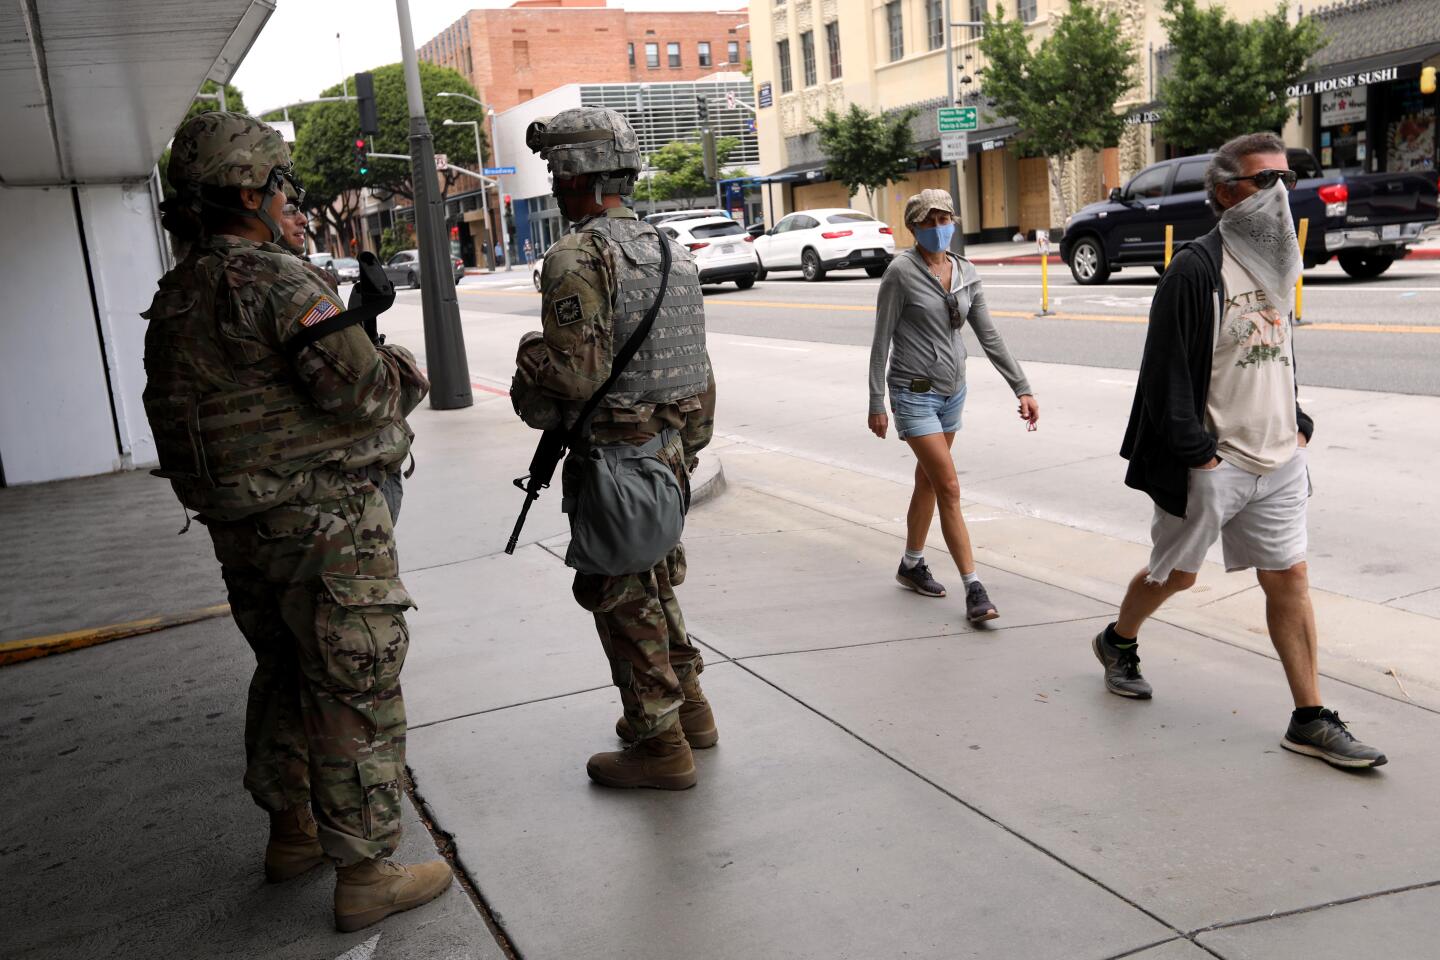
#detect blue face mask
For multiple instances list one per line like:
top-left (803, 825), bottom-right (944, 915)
top-left (914, 223), bottom-right (955, 253)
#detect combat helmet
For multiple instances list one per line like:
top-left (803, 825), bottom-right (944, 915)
top-left (526, 107), bottom-right (642, 199)
top-left (167, 111), bottom-right (302, 244)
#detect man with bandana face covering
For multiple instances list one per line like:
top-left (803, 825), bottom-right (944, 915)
top-left (1095, 132), bottom-right (1386, 770)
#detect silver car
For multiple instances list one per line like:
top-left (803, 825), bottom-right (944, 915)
top-left (382, 249), bottom-right (464, 287)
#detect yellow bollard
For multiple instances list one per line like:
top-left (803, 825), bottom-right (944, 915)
top-left (1164, 224), bottom-right (1174, 270)
top-left (1035, 233), bottom-right (1051, 316)
top-left (1294, 217), bottom-right (1309, 324)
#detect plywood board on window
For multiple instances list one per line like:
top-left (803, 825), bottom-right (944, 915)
top-left (980, 148), bottom-right (1008, 229)
top-left (1017, 157), bottom-right (1051, 237)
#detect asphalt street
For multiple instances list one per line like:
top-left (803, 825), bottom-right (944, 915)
top-left (432, 255), bottom-right (1440, 396)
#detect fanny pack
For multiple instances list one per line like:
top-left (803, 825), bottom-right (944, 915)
top-left (561, 229), bottom-right (687, 576)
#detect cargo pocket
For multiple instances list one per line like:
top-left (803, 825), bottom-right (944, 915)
top-left (357, 755), bottom-right (403, 840)
top-left (255, 503), bottom-right (324, 541)
top-left (315, 574), bottom-right (416, 692)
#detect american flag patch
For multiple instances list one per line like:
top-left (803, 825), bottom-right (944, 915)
top-left (298, 296), bottom-right (342, 327)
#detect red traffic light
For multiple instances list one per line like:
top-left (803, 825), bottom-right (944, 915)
top-left (355, 138), bottom-right (366, 148)
top-left (503, 195), bottom-right (512, 204)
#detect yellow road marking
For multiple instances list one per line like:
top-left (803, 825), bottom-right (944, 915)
top-left (0, 603), bottom-right (232, 667)
top-left (458, 288), bottom-right (1440, 333)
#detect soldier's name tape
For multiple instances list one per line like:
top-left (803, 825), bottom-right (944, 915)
top-left (0, 604), bottom-right (231, 668)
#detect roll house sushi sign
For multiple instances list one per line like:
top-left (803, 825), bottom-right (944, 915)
top-left (1287, 66), bottom-right (1401, 98)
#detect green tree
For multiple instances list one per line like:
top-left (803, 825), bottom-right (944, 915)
top-left (644, 137), bottom-right (745, 207)
top-left (980, 0), bottom-right (1135, 221)
top-left (268, 62), bottom-right (485, 252)
top-left (814, 104), bottom-right (919, 214)
top-left (1158, 0), bottom-right (1326, 153)
top-left (379, 223), bottom-right (417, 261)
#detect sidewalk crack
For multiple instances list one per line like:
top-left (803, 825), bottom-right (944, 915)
top-left (1186, 877), bottom-right (1440, 940)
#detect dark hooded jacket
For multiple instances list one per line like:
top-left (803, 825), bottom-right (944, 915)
top-left (1121, 228), bottom-right (1314, 518)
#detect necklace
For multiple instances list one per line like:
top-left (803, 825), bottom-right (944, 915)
top-left (922, 253), bottom-right (949, 286)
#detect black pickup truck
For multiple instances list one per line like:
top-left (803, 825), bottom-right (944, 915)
top-left (1060, 148), bottom-right (1439, 283)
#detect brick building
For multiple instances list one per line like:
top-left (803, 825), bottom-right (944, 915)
top-left (419, 0), bottom-right (751, 116)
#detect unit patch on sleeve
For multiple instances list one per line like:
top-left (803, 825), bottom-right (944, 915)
top-left (298, 295), bottom-right (343, 327)
top-left (554, 294), bottom-right (584, 327)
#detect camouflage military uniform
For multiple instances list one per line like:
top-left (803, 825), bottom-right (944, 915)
top-left (513, 207), bottom-right (716, 740)
top-left (143, 227), bottom-right (427, 866)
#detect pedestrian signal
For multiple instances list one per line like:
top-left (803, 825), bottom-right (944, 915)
top-left (1422, 67), bottom-right (1437, 96)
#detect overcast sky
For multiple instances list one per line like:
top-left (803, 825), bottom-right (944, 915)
top-left (235, 0), bottom-right (743, 116)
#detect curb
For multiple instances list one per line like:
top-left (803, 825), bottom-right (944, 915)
top-left (0, 604), bottom-right (232, 668)
top-left (967, 253), bottom-right (1045, 265)
top-left (689, 454), bottom-right (728, 509)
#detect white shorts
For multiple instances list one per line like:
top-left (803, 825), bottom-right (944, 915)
top-left (1147, 448), bottom-right (1310, 583)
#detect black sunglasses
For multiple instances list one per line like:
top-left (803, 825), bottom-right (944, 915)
top-left (1227, 169), bottom-right (1298, 191)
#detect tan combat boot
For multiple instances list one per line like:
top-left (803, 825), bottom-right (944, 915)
top-left (615, 676), bottom-right (718, 749)
top-left (333, 857), bottom-right (454, 932)
top-left (588, 723), bottom-right (697, 790)
top-left (264, 805), bottom-right (326, 883)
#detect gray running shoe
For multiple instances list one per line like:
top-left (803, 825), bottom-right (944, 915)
top-left (1282, 709), bottom-right (1387, 769)
top-left (896, 560), bottom-right (946, 597)
top-left (965, 581), bottom-right (998, 622)
top-left (1092, 628), bottom-right (1152, 699)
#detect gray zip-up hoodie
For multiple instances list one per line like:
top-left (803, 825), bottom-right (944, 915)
top-left (868, 248), bottom-right (1032, 415)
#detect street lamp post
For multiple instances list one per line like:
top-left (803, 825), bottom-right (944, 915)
top-left (442, 118), bottom-right (494, 271)
top-left (437, 90), bottom-right (509, 271)
top-left (395, 0), bottom-right (472, 410)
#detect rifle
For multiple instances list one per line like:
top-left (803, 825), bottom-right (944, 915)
top-left (347, 251), bottom-right (396, 344)
top-left (505, 428), bottom-right (566, 555)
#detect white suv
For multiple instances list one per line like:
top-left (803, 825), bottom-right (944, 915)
top-left (659, 216), bottom-right (759, 289)
top-left (752, 208), bottom-right (895, 281)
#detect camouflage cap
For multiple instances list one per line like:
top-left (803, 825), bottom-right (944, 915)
top-left (903, 188), bottom-right (955, 228)
top-left (168, 111), bottom-right (291, 192)
top-left (525, 107), bottom-right (642, 179)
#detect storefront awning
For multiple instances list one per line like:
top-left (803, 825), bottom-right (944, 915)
top-left (1287, 42), bottom-right (1440, 97)
top-left (754, 161), bottom-right (829, 184)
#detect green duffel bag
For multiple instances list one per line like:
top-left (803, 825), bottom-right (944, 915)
top-left (563, 428), bottom-right (688, 576)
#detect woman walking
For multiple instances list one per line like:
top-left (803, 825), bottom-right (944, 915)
top-left (867, 189), bottom-right (1039, 621)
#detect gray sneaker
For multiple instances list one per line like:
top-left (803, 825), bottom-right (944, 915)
top-left (965, 581), bottom-right (998, 622)
top-left (1092, 628), bottom-right (1152, 699)
top-left (1282, 709), bottom-right (1387, 769)
top-left (896, 560), bottom-right (946, 597)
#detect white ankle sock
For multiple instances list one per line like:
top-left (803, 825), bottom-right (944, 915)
top-left (961, 571), bottom-right (981, 587)
top-left (902, 550), bottom-right (924, 569)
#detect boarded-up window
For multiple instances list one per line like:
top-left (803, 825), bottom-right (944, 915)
top-left (513, 40), bottom-right (529, 67)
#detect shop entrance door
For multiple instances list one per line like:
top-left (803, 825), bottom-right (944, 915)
top-left (1017, 157), bottom-right (1051, 238)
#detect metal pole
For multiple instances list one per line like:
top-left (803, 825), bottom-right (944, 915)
top-left (396, 0), bottom-right (472, 410)
top-left (490, 111), bottom-right (511, 270)
top-left (339, 33), bottom-right (348, 100)
top-left (219, 84), bottom-right (228, 112)
top-left (943, 0), bottom-right (964, 255)
top-left (474, 123), bottom-right (494, 271)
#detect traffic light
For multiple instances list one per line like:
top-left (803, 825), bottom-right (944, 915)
top-left (1422, 67), bottom-right (1437, 96)
top-left (696, 96), bottom-right (709, 123)
top-left (355, 72), bottom-right (378, 138)
top-left (354, 137), bottom-right (369, 176)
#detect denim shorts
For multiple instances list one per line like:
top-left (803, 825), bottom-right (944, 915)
top-left (890, 385), bottom-right (966, 439)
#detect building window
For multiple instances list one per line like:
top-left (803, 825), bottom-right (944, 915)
top-left (645, 42), bottom-right (659, 68)
top-left (778, 38), bottom-right (793, 93)
top-left (628, 42), bottom-right (635, 66)
top-left (826, 21), bottom-right (841, 79)
top-left (513, 39), bottom-right (529, 68)
top-left (699, 41), bottom-right (712, 67)
top-left (800, 31), bottom-right (817, 86)
top-left (969, 0), bottom-right (987, 23)
top-left (728, 40), bottom-right (740, 63)
top-left (886, 1), bottom-right (904, 62)
top-left (518, 88), bottom-right (533, 101)
top-left (667, 41), bottom-right (681, 68)
top-left (1018, 0), bottom-right (1036, 22)
top-left (927, 0), bottom-right (943, 50)
top-left (747, 41), bottom-right (751, 59)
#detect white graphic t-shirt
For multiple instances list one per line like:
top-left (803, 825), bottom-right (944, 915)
top-left (1205, 247), bottom-right (1299, 475)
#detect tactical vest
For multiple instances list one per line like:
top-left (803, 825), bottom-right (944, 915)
top-left (578, 216), bottom-right (710, 409)
top-left (142, 250), bottom-right (387, 492)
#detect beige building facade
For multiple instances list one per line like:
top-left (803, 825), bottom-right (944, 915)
top-left (751, 0), bottom-right (1275, 246)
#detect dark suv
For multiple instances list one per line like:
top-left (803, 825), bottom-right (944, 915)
top-left (1060, 148), bottom-right (1439, 283)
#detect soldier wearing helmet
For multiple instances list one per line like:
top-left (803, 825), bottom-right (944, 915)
top-left (512, 106), bottom-right (718, 790)
top-left (142, 112), bottom-right (450, 931)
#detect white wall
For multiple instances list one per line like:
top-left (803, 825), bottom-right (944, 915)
top-left (496, 85), bottom-right (583, 202)
top-left (78, 182), bottom-right (165, 469)
top-left (0, 187), bottom-right (122, 484)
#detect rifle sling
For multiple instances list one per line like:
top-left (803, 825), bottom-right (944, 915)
top-left (282, 301), bottom-right (387, 360)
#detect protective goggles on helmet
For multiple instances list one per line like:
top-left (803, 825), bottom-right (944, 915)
top-left (267, 165), bottom-right (306, 205)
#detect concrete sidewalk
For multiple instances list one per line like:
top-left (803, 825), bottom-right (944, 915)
top-left (5, 319), bottom-right (1439, 957)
